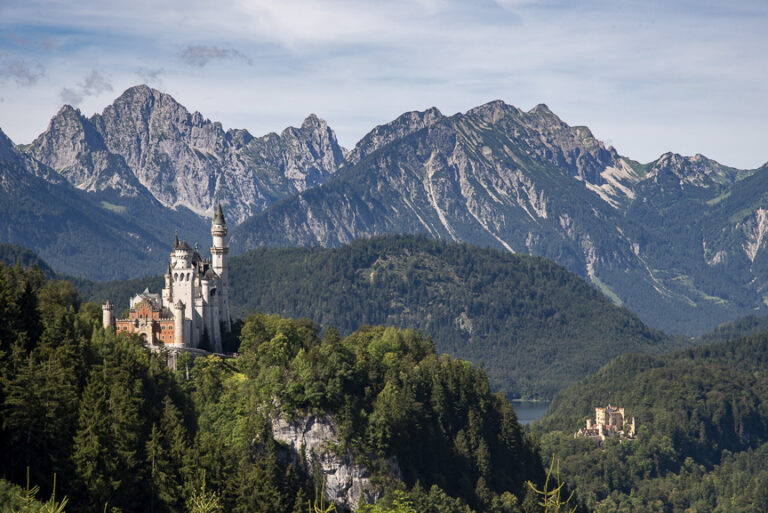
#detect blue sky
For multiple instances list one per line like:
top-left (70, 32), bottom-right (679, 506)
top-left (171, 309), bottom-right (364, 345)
top-left (0, 0), bottom-right (766, 168)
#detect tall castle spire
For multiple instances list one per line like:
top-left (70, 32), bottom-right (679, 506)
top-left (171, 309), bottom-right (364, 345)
top-left (210, 201), bottom-right (231, 332)
top-left (213, 200), bottom-right (226, 226)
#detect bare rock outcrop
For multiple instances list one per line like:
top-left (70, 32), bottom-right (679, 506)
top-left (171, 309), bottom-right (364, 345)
top-left (271, 414), bottom-right (400, 510)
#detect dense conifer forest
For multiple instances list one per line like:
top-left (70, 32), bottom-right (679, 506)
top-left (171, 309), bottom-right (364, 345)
top-left (9, 238), bottom-right (768, 512)
top-left (0, 261), bottom-right (546, 513)
top-left (62, 235), bottom-right (676, 399)
top-left (534, 334), bottom-right (768, 512)
top-left (226, 236), bottom-right (677, 399)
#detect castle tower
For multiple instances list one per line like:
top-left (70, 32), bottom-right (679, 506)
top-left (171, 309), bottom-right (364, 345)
top-left (210, 201), bottom-right (231, 332)
top-left (173, 300), bottom-right (185, 346)
top-left (102, 300), bottom-right (114, 329)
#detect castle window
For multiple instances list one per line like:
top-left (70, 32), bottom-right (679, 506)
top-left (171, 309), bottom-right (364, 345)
top-left (174, 273), bottom-right (178, 280)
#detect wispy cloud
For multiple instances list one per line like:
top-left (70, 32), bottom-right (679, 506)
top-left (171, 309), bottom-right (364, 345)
top-left (7, 32), bottom-right (60, 51)
top-left (0, 56), bottom-right (45, 85)
top-left (137, 67), bottom-right (164, 87)
top-left (0, 0), bottom-right (766, 166)
top-left (59, 70), bottom-right (113, 105)
top-left (180, 45), bottom-right (251, 67)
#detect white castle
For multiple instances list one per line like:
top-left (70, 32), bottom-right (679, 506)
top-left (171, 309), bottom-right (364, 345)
top-left (102, 202), bottom-right (231, 353)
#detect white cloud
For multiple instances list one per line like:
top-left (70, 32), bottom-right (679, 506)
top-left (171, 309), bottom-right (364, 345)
top-left (59, 70), bottom-right (113, 105)
top-left (180, 46), bottom-right (251, 67)
top-left (137, 67), bottom-right (164, 87)
top-left (0, 57), bottom-right (45, 85)
top-left (0, 0), bottom-right (766, 167)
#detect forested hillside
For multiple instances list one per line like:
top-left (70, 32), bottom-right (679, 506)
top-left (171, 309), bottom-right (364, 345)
top-left (698, 313), bottom-right (768, 344)
top-left (226, 235), bottom-right (673, 399)
top-left (7, 235), bottom-right (676, 399)
top-left (0, 262), bottom-right (544, 513)
top-left (535, 333), bottom-right (768, 512)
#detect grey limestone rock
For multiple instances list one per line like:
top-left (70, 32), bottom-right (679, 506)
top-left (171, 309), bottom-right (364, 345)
top-left (26, 85), bottom-right (346, 223)
top-left (271, 414), bottom-right (401, 510)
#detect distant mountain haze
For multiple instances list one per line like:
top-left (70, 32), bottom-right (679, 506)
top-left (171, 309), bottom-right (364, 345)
top-left (1, 84), bottom-right (767, 335)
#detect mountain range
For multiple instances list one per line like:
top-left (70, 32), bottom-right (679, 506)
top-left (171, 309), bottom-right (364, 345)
top-left (1, 85), bottom-right (767, 334)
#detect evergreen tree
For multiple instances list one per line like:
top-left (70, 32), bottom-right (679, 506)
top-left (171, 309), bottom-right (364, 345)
top-left (72, 376), bottom-right (117, 510)
top-left (0, 268), bottom-right (20, 353)
top-left (146, 423), bottom-right (174, 513)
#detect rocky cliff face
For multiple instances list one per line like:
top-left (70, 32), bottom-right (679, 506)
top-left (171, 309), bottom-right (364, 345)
top-left (271, 414), bottom-right (400, 509)
top-left (645, 152), bottom-right (745, 188)
top-left (344, 107), bottom-right (444, 166)
top-left (5, 87), bottom-right (768, 333)
top-left (27, 85), bottom-right (345, 223)
top-left (28, 105), bottom-right (143, 195)
top-left (230, 101), bottom-right (768, 335)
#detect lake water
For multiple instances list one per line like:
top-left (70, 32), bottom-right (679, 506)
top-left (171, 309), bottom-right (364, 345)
top-left (512, 401), bottom-right (551, 425)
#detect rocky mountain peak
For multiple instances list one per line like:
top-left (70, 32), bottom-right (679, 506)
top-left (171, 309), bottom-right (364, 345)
top-left (459, 100), bottom-right (619, 186)
top-left (111, 84), bottom-right (172, 111)
top-left (300, 114), bottom-right (324, 130)
top-left (0, 128), bottom-right (20, 165)
top-left (23, 84), bottom-right (345, 221)
top-left (56, 104), bottom-right (81, 118)
top-left (26, 101), bottom-right (114, 184)
top-left (274, 114), bottom-right (345, 191)
top-left (648, 152), bottom-right (738, 187)
top-left (465, 100), bottom-right (519, 124)
top-left (529, 103), bottom-right (555, 116)
top-left (345, 107), bottom-right (445, 166)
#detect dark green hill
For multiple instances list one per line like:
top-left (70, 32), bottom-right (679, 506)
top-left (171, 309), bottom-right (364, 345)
top-left (226, 235), bottom-right (676, 399)
top-left (9, 235), bottom-right (682, 398)
top-left (0, 261), bottom-right (543, 513)
top-left (535, 332), bottom-right (768, 512)
top-left (540, 332), bottom-right (768, 432)
top-left (0, 242), bottom-right (55, 277)
top-left (697, 312), bottom-right (768, 344)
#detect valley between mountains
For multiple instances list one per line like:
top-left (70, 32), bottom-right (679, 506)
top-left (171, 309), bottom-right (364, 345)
top-left (2, 85), bottom-right (768, 336)
top-left (3, 85), bottom-right (768, 513)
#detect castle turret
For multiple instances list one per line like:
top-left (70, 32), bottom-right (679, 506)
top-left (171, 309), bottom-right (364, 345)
top-left (102, 300), bottom-right (114, 330)
top-left (210, 201), bottom-right (231, 332)
top-left (173, 300), bottom-right (185, 346)
top-left (162, 262), bottom-right (173, 305)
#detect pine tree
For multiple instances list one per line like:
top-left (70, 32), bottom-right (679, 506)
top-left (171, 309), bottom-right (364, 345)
top-left (147, 423), bottom-right (174, 513)
top-left (0, 268), bottom-right (20, 353)
top-left (16, 278), bottom-right (42, 349)
top-left (72, 375), bottom-right (117, 510)
top-left (160, 397), bottom-right (190, 512)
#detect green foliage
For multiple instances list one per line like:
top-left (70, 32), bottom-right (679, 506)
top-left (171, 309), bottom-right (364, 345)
top-left (237, 314), bottom-right (543, 510)
top-left (0, 471), bottom-right (68, 513)
top-left (535, 331), bottom-right (768, 512)
top-left (525, 456), bottom-right (576, 513)
top-left (224, 235), bottom-right (672, 398)
top-left (699, 313), bottom-right (768, 344)
top-left (185, 476), bottom-right (222, 513)
top-left (0, 261), bottom-right (543, 512)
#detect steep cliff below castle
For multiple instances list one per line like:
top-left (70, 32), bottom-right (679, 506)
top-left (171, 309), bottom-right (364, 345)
top-left (272, 414), bottom-right (400, 509)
